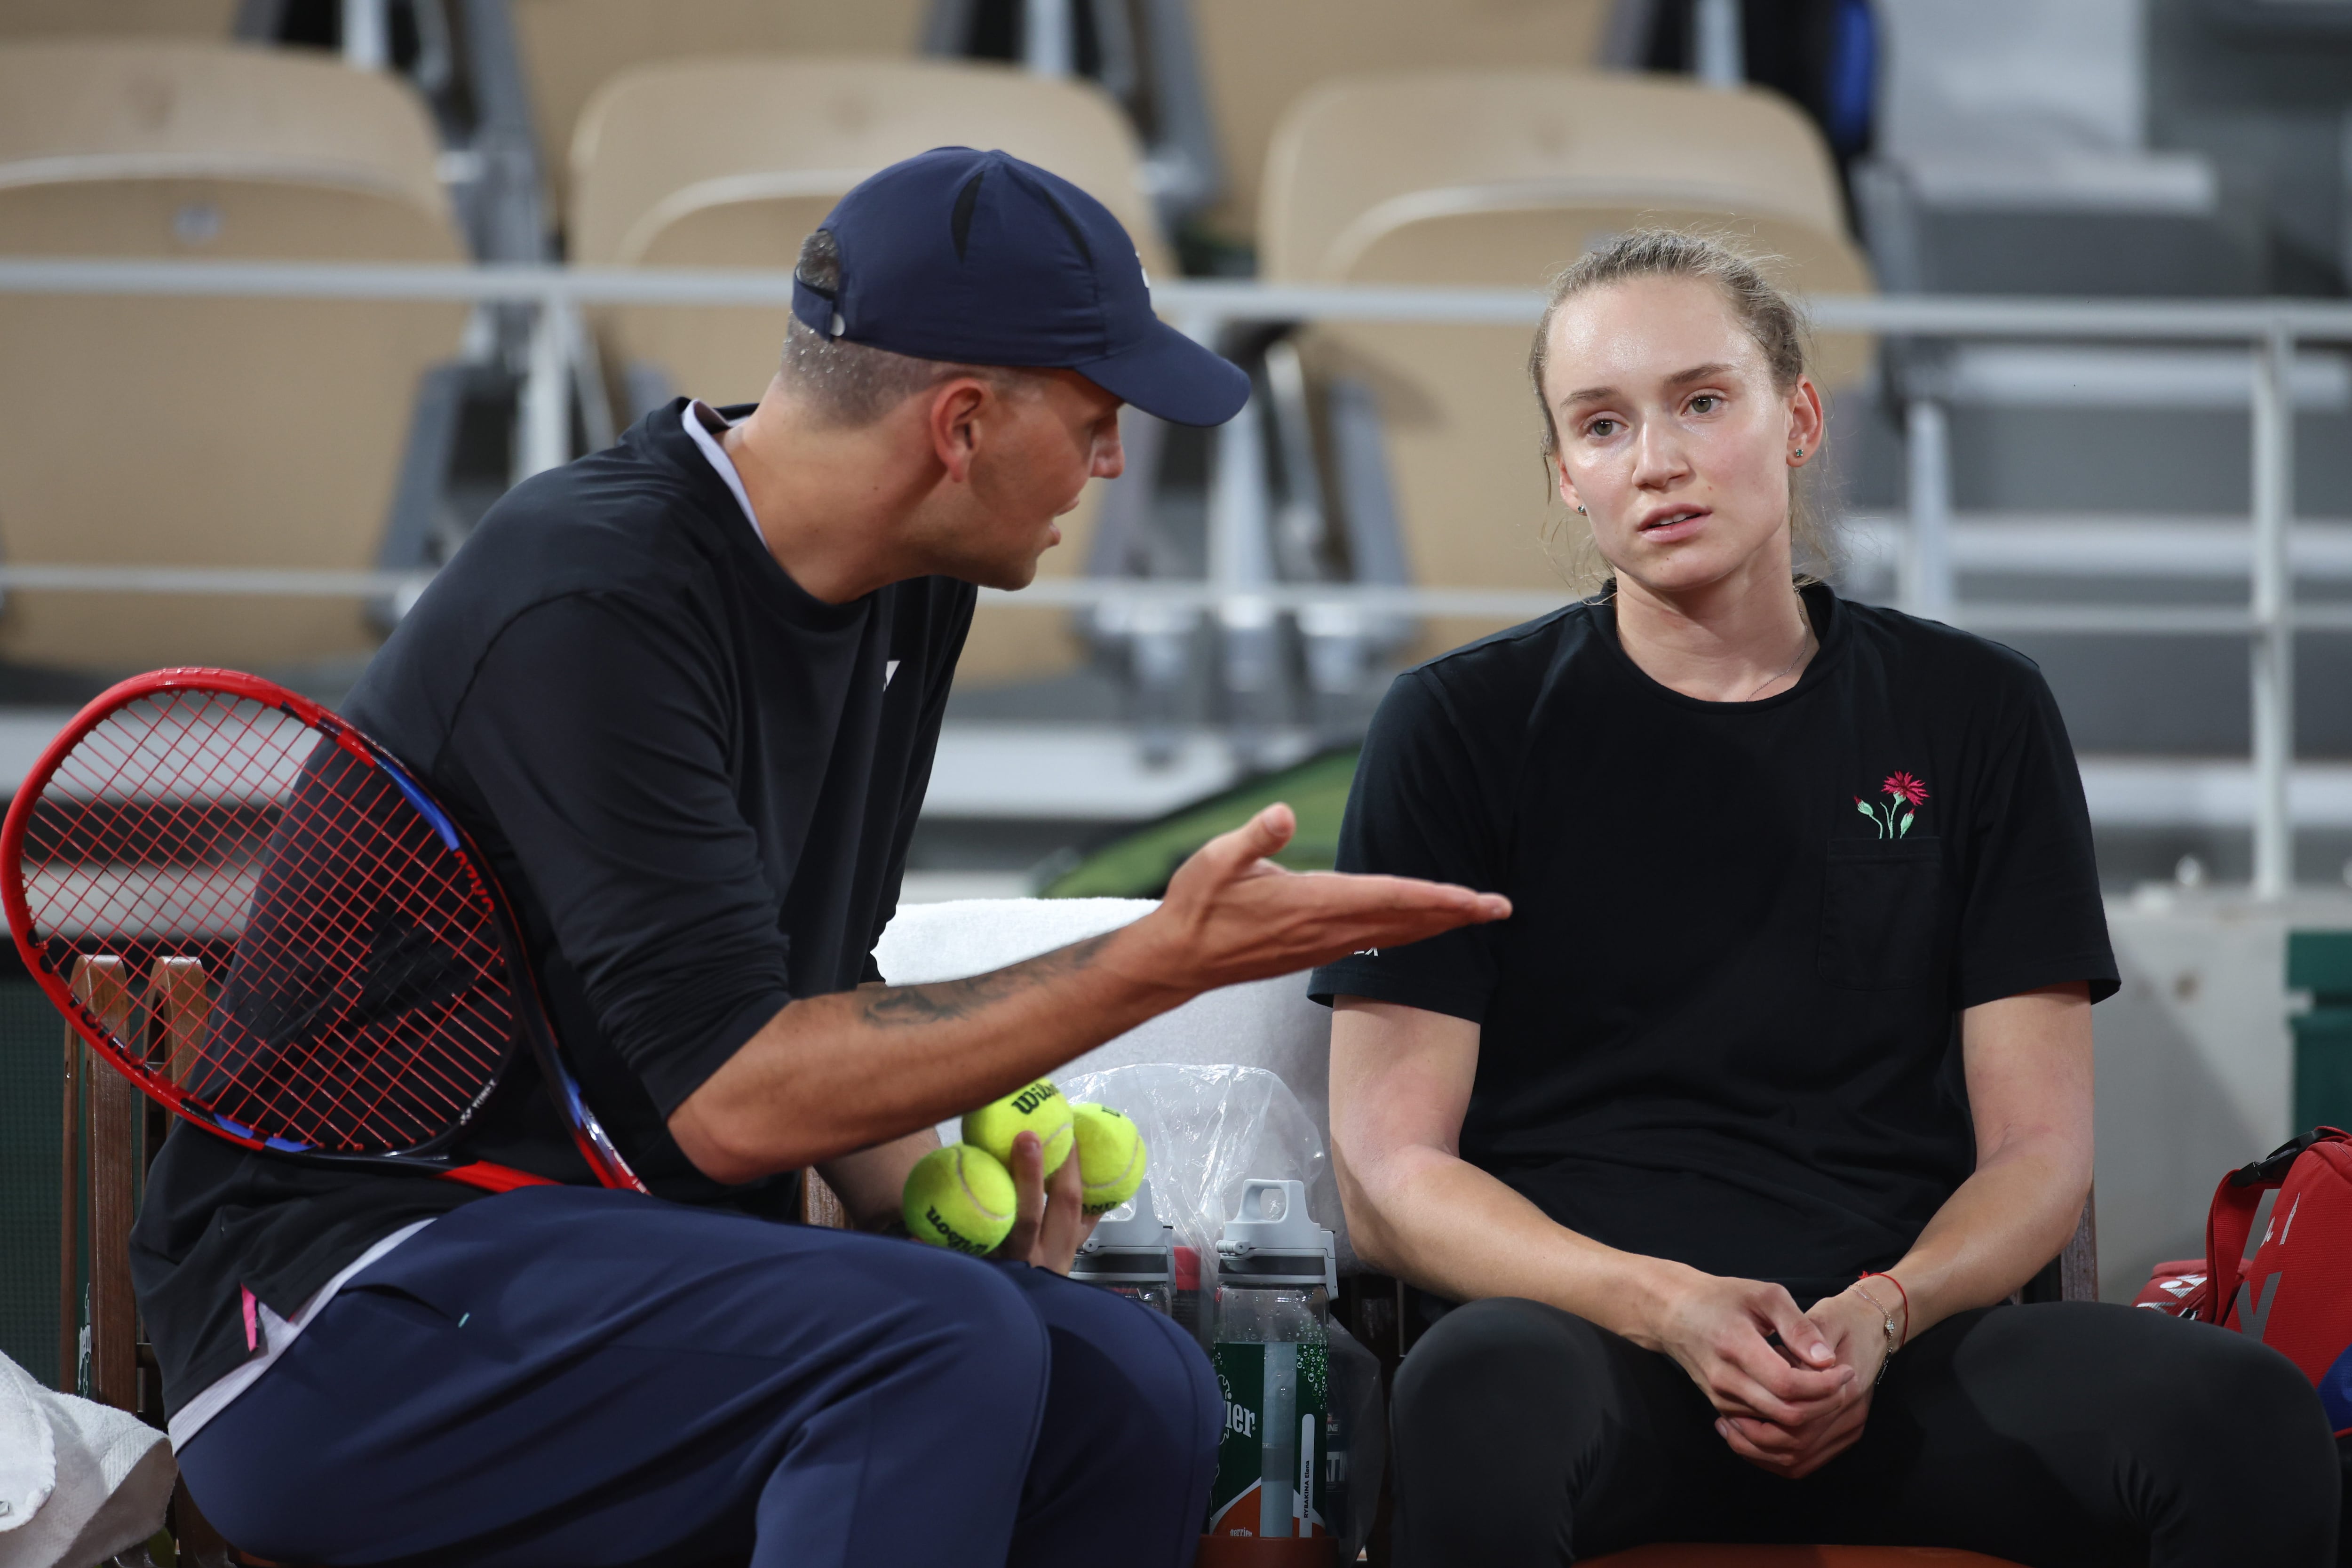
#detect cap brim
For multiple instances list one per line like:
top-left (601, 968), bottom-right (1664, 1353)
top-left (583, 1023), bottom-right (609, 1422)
top-left (1074, 318), bottom-right (1251, 427)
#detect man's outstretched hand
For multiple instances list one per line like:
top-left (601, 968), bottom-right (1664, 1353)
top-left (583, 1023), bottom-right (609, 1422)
top-left (1108, 803), bottom-right (1511, 997)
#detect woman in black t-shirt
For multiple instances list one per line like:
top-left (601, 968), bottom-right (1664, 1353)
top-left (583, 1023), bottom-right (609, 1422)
top-left (1312, 232), bottom-right (2339, 1566)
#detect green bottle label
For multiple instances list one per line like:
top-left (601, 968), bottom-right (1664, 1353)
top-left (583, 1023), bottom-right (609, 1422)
top-left (1207, 1339), bottom-right (1329, 1539)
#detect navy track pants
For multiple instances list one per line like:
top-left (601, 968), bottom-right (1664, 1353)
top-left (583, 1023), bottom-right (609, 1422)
top-left (177, 1186), bottom-right (1220, 1568)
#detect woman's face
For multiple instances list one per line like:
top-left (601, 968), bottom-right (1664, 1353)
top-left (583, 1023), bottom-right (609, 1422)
top-left (1541, 275), bottom-right (1823, 600)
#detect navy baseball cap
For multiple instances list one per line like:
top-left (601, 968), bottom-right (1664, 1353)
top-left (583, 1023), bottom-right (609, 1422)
top-left (791, 146), bottom-right (1248, 428)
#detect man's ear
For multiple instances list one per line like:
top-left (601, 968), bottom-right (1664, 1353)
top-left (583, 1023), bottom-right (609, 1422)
top-left (926, 378), bottom-right (993, 485)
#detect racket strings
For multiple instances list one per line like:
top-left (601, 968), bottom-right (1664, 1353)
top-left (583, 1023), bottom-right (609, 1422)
top-left (216, 766), bottom-right (499, 1140)
top-left (21, 690), bottom-right (520, 1154)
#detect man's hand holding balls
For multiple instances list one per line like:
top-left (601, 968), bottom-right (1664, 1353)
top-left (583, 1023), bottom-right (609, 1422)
top-left (903, 1079), bottom-right (1148, 1271)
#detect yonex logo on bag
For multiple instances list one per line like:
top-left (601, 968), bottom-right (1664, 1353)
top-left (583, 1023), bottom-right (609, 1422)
top-left (2238, 1273), bottom-right (2283, 1343)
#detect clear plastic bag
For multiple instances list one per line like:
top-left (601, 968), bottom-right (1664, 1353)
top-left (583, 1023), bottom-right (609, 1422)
top-left (1063, 1063), bottom-right (1385, 1557)
top-left (1061, 1062), bottom-right (1338, 1302)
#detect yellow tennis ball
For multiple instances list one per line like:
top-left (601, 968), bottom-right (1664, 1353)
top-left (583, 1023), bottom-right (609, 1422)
top-left (962, 1079), bottom-right (1074, 1177)
top-left (903, 1143), bottom-right (1017, 1254)
top-left (1071, 1102), bottom-right (1147, 1215)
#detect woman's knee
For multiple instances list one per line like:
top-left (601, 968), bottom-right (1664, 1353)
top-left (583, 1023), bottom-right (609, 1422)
top-left (2069, 1305), bottom-right (2328, 1435)
top-left (1394, 1297), bottom-right (1596, 1427)
top-left (2162, 1317), bottom-right (2336, 1455)
top-left (1994, 1305), bottom-right (2338, 1512)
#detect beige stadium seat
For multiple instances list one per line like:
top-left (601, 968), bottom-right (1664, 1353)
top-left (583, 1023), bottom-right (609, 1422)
top-left (1188, 0), bottom-right (1612, 245)
top-left (0, 40), bottom-right (469, 671)
top-left (572, 56), bottom-right (1172, 686)
top-left (0, 0), bottom-right (238, 40)
top-left (509, 0), bottom-right (930, 221)
top-left (1261, 70), bottom-right (1875, 660)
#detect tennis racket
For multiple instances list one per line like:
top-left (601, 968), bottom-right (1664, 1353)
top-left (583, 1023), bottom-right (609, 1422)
top-left (0, 667), bottom-right (644, 1195)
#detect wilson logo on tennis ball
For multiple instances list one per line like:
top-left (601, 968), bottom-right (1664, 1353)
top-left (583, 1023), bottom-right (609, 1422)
top-left (964, 1080), bottom-right (1076, 1176)
top-left (922, 1206), bottom-right (994, 1255)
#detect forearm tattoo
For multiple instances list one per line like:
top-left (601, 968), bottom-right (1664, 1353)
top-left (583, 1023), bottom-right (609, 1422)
top-left (855, 933), bottom-right (1110, 1028)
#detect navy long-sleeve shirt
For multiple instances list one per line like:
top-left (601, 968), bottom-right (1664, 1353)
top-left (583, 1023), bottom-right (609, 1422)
top-left (134, 401), bottom-right (973, 1420)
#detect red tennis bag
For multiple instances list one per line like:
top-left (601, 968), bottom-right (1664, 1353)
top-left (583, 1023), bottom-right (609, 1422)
top-left (2180, 1128), bottom-right (2352, 1434)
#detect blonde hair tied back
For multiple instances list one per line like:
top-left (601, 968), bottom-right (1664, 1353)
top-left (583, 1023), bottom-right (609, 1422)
top-left (1527, 229), bottom-right (1839, 588)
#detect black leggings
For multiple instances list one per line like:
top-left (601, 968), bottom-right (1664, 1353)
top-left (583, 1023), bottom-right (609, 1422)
top-left (1390, 1298), bottom-right (2338, 1568)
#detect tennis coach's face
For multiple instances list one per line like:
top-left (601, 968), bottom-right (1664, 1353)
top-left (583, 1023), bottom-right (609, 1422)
top-left (936, 367), bottom-right (1126, 592)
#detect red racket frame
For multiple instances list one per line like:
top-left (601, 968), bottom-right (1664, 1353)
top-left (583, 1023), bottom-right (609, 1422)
top-left (0, 667), bottom-right (644, 1195)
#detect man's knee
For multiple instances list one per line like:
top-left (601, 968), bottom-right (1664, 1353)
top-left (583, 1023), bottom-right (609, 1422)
top-left (898, 1250), bottom-right (1054, 1415)
top-left (1013, 1268), bottom-right (1218, 1471)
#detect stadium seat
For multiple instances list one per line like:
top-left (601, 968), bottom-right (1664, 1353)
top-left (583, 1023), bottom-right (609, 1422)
top-left (1184, 0), bottom-right (1613, 247)
top-left (1259, 70), bottom-right (1876, 660)
top-left (506, 0), bottom-right (930, 225)
top-left (571, 56), bottom-right (1173, 685)
top-left (0, 0), bottom-right (238, 42)
top-left (0, 40), bottom-right (469, 671)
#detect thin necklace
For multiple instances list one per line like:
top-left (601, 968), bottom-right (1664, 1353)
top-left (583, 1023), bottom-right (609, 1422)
top-left (1744, 603), bottom-right (1816, 701)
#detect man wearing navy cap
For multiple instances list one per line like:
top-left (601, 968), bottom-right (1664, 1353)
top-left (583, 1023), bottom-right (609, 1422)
top-left (136, 148), bottom-right (1507, 1566)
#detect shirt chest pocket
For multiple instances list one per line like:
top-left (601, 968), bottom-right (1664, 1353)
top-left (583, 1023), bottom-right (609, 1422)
top-left (1818, 837), bottom-right (1944, 991)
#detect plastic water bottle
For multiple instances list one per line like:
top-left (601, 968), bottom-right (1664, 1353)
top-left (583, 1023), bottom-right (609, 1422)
top-left (1205, 1179), bottom-right (1336, 1547)
top-left (1070, 1181), bottom-right (1176, 1315)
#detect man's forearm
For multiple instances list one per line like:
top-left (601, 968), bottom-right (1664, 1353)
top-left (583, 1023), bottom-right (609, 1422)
top-left (1345, 1144), bottom-right (1695, 1352)
top-left (671, 926), bottom-right (1192, 1183)
top-left (668, 808), bottom-right (1512, 1185)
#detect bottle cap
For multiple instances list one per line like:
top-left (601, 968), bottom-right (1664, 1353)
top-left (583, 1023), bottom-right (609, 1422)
top-left (1214, 1178), bottom-right (1336, 1294)
top-left (1073, 1180), bottom-right (1176, 1286)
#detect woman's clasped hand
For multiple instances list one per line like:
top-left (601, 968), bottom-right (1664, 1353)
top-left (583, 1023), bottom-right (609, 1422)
top-left (1653, 1274), bottom-right (1895, 1478)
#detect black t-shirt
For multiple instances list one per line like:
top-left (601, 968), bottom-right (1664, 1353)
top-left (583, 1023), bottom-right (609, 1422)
top-left (131, 402), bottom-right (972, 1417)
top-left (1308, 584), bottom-right (2116, 1307)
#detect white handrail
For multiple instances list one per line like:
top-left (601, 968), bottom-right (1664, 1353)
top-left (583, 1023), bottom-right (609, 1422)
top-left (0, 258), bottom-right (2332, 892)
top-left (5, 258), bottom-right (2352, 336)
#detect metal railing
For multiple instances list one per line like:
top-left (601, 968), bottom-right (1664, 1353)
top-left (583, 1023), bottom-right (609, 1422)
top-left (0, 256), bottom-right (2345, 894)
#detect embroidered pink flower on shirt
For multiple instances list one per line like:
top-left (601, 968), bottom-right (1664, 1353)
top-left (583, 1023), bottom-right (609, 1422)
top-left (1855, 772), bottom-right (1929, 839)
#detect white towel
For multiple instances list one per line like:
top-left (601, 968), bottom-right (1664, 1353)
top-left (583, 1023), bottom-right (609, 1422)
top-left (0, 1351), bottom-right (175, 1568)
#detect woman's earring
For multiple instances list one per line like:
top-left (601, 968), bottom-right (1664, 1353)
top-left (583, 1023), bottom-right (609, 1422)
top-left (1575, 505), bottom-right (1587, 515)
top-left (1792, 447), bottom-right (1805, 460)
